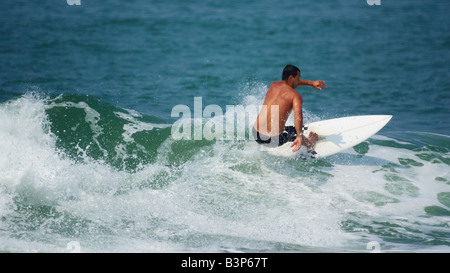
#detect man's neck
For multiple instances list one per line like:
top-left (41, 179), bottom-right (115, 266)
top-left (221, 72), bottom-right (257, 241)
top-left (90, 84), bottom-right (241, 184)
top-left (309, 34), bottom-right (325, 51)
top-left (282, 80), bottom-right (296, 89)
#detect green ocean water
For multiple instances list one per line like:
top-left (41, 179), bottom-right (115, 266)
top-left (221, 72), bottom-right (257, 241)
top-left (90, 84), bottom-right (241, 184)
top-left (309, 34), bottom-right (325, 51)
top-left (0, 0), bottom-right (449, 252)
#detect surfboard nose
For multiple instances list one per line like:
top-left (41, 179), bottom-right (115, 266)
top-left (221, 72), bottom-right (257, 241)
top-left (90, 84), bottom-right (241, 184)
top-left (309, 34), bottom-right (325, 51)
top-left (380, 115), bottom-right (393, 124)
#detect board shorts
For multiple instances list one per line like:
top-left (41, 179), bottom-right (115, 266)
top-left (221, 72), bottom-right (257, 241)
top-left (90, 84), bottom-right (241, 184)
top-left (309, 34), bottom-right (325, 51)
top-left (252, 126), bottom-right (298, 148)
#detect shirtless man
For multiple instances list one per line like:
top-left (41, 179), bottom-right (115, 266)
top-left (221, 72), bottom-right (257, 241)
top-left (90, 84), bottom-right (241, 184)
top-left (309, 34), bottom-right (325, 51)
top-left (253, 64), bottom-right (327, 152)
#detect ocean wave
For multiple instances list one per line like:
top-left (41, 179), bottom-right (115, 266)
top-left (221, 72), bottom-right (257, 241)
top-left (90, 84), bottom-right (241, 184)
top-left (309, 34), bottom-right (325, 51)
top-left (0, 93), bottom-right (449, 252)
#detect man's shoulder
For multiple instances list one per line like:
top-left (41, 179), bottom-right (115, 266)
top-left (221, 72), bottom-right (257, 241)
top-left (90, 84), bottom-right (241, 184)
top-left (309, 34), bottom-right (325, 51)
top-left (271, 81), bottom-right (293, 92)
top-left (269, 81), bottom-right (300, 98)
top-left (270, 81), bottom-right (285, 88)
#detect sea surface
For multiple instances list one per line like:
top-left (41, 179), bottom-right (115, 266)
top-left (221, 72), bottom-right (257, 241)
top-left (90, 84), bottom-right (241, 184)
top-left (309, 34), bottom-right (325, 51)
top-left (0, 0), bottom-right (449, 253)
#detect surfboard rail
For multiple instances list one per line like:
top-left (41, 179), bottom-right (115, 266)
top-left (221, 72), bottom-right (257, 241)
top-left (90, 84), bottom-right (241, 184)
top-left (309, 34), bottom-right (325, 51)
top-left (262, 115), bottom-right (392, 159)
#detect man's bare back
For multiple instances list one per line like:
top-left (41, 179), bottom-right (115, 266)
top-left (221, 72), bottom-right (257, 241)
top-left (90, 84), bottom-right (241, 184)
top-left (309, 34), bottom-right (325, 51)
top-left (253, 65), bottom-right (327, 152)
top-left (254, 81), bottom-right (299, 136)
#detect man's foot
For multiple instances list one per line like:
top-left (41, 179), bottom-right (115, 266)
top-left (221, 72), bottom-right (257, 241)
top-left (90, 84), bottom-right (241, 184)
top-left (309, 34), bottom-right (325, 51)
top-left (305, 132), bottom-right (319, 149)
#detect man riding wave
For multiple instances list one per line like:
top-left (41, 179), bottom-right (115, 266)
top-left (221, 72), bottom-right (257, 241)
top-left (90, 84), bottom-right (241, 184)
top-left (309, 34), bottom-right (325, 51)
top-left (253, 64), bottom-right (327, 152)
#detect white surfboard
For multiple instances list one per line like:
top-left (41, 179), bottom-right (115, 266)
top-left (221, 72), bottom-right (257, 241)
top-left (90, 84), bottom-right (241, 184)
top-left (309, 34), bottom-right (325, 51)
top-left (260, 115), bottom-right (392, 159)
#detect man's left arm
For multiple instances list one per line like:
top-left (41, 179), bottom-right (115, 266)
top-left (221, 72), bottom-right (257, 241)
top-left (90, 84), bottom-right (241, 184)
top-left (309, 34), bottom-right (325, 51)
top-left (299, 80), bottom-right (327, 90)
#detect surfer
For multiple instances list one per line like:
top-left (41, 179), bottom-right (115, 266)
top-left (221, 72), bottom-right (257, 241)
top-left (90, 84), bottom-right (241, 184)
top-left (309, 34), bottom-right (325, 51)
top-left (253, 64), bottom-right (327, 152)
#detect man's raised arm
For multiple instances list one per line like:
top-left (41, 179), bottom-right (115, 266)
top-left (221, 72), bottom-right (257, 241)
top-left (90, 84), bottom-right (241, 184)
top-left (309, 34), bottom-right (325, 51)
top-left (291, 94), bottom-right (303, 152)
top-left (299, 80), bottom-right (327, 90)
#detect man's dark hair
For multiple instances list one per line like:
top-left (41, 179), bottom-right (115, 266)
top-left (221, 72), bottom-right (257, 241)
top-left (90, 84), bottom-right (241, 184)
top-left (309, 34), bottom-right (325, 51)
top-left (282, 64), bottom-right (300, 81)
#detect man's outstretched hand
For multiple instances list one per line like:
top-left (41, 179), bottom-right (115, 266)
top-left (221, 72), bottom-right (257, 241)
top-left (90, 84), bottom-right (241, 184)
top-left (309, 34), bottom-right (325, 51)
top-left (312, 80), bottom-right (327, 90)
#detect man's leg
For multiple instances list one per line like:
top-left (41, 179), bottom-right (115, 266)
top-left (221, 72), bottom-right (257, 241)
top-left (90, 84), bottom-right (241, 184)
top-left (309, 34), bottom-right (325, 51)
top-left (281, 126), bottom-right (319, 150)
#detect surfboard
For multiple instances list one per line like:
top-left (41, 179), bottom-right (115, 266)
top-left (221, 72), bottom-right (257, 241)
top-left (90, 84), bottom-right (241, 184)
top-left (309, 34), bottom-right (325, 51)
top-left (259, 115), bottom-right (392, 159)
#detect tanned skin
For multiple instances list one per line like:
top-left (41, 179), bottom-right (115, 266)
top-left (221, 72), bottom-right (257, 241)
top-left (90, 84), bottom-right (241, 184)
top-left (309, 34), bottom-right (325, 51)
top-left (253, 71), bottom-right (327, 152)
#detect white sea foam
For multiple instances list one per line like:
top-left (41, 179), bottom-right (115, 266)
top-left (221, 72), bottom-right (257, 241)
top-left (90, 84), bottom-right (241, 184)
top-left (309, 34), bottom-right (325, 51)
top-left (114, 110), bottom-right (169, 143)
